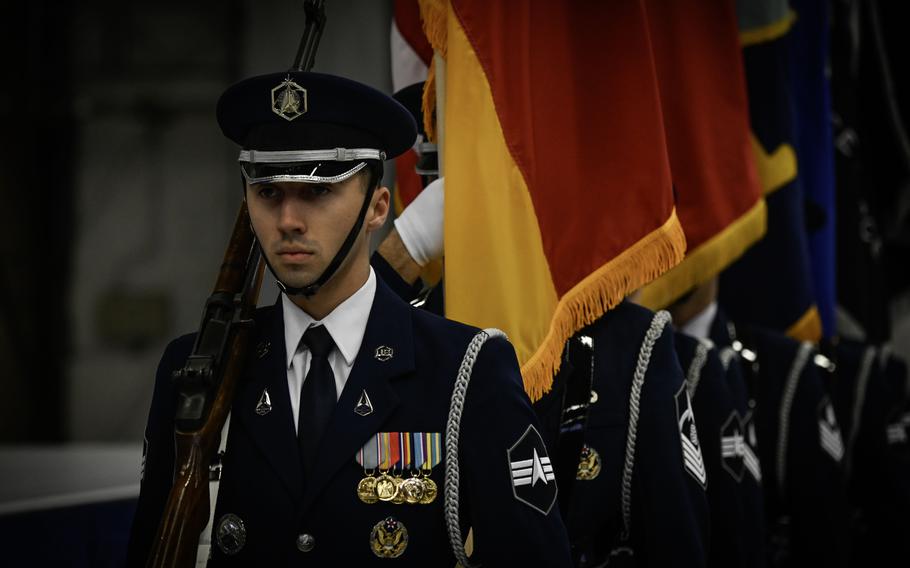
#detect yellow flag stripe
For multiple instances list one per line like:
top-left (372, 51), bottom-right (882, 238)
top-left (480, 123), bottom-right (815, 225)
top-left (637, 198), bottom-right (768, 310)
top-left (739, 10), bottom-right (797, 46)
top-left (751, 134), bottom-right (798, 195)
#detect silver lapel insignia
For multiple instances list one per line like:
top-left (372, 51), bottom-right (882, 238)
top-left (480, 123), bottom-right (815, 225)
top-left (255, 388), bottom-right (273, 416)
top-left (354, 389), bottom-right (374, 417)
top-left (374, 346), bottom-right (394, 362)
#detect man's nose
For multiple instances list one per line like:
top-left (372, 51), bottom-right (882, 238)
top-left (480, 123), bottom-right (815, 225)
top-left (277, 199), bottom-right (307, 234)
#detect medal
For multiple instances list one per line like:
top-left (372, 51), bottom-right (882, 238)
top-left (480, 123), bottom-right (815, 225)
top-left (576, 444), bottom-right (602, 481)
top-left (370, 516), bottom-right (408, 558)
top-left (356, 435), bottom-right (381, 503)
top-left (400, 475), bottom-right (425, 504)
top-left (417, 432), bottom-right (442, 504)
top-left (357, 474), bottom-right (379, 504)
top-left (391, 433), bottom-right (409, 504)
top-left (419, 472), bottom-right (438, 504)
top-left (375, 473), bottom-right (399, 501)
top-left (376, 433), bottom-right (401, 501)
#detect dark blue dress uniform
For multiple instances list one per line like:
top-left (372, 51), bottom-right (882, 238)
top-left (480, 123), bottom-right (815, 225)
top-left (712, 328), bottom-right (766, 568)
top-left (674, 331), bottom-right (756, 568)
top-left (127, 278), bottom-right (572, 566)
top-left (564, 303), bottom-right (709, 568)
top-left (710, 310), bottom-right (851, 568)
top-left (826, 338), bottom-right (910, 567)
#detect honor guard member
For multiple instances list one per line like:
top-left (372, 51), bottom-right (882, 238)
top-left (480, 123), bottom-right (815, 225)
top-left (709, 308), bottom-right (852, 568)
top-left (126, 71), bottom-right (572, 566)
top-left (824, 338), bottom-right (910, 567)
top-left (373, 83), bottom-right (710, 568)
top-left (562, 303), bottom-right (709, 568)
top-left (667, 281), bottom-right (766, 568)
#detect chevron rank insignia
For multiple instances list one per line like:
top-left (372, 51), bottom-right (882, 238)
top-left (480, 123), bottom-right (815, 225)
top-left (817, 398), bottom-right (844, 462)
top-left (721, 411), bottom-right (746, 482)
top-left (676, 383), bottom-right (707, 488)
top-left (507, 425), bottom-right (557, 515)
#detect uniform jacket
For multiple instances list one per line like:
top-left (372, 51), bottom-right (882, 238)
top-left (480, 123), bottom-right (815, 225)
top-left (564, 303), bottom-right (709, 568)
top-left (126, 277), bottom-right (572, 566)
top-left (675, 332), bottom-right (751, 568)
top-left (711, 311), bottom-right (851, 568)
top-left (827, 338), bottom-right (910, 567)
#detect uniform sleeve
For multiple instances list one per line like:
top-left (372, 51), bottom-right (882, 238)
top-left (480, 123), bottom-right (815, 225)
top-left (458, 336), bottom-right (573, 567)
top-left (631, 326), bottom-right (710, 567)
top-left (125, 334), bottom-right (194, 567)
top-left (370, 251), bottom-right (423, 303)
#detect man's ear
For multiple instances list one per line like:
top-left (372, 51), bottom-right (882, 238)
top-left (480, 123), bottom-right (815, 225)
top-left (366, 186), bottom-right (391, 232)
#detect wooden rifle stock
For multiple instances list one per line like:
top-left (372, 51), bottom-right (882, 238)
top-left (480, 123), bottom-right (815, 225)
top-left (147, 203), bottom-right (264, 567)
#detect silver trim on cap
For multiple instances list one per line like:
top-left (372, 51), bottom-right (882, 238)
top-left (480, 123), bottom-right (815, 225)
top-left (238, 148), bottom-right (385, 163)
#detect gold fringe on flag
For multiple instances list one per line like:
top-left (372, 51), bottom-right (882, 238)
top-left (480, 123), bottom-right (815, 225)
top-left (520, 210), bottom-right (688, 401)
top-left (418, 0), bottom-right (447, 143)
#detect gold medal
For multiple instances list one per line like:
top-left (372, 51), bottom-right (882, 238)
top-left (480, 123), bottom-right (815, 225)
top-left (419, 473), bottom-right (437, 504)
top-left (391, 474), bottom-right (406, 504)
top-left (400, 475), bottom-right (425, 504)
top-left (357, 474), bottom-right (379, 504)
top-left (370, 516), bottom-right (408, 558)
top-left (375, 472), bottom-right (398, 502)
top-left (576, 444), bottom-right (602, 481)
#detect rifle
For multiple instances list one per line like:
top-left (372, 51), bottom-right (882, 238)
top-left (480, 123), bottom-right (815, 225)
top-left (146, 2), bottom-right (327, 566)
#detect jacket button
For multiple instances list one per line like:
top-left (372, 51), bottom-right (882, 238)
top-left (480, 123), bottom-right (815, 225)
top-left (296, 533), bottom-right (316, 552)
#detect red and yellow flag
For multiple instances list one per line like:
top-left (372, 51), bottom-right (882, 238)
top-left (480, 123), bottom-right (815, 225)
top-left (422, 0), bottom-right (687, 399)
top-left (636, 0), bottom-right (767, 310)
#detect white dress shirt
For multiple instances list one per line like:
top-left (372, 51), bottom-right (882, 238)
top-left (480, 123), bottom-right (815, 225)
top-left (680, 300), bottom-right (718, 341)
top-left (282, 268), bottom-right (377, 431)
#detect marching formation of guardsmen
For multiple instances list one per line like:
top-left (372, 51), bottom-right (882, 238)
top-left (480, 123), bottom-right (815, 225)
top-left (127, 0), bottom-right (910, 566)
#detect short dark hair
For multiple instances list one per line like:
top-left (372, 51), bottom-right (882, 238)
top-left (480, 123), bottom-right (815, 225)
top-left (363, 160), bottom-right (384, 192)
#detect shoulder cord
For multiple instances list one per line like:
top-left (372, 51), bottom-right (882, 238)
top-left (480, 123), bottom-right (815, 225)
top-left (444, 328), bottom-right (507, 568)
top-left (619, 310), bottom-right (672, 543)
top-left (775, 342), bottom-right (813, 496)
top-left (685, 340), bottom-right (712, 398)
top-left (195, 413), bottom-right (231, 567)
top-left (845, 346), bottom-right (877, 478)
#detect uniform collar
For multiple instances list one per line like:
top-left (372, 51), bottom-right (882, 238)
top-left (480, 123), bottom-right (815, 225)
top-left (680, 300), bottom-right (718, 341)
top-left (281, 267), bottom-right (377, 369)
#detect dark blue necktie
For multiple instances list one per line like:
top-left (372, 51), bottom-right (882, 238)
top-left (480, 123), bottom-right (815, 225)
top-left (298, 324), bottom-right (336, 470)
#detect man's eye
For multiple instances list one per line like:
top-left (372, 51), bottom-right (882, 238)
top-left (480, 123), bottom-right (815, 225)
top-left (307, 185), bottom-right (331, 198)
top-left (258, 186), bottom-right (279, 199)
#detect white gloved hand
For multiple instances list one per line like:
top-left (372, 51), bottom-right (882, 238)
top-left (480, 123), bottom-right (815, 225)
top-left (393, 177), bottom-right (444, 267)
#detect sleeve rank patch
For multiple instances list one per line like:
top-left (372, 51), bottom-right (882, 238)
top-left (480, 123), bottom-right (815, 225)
top-left (675, 383), bottom-right (707, 488)
top-left (507, 424), bottom-right (558, 515)
top-left (721, 411), bottom-right (746, 482)
top-left (817, 398), bottom-right (844, 462)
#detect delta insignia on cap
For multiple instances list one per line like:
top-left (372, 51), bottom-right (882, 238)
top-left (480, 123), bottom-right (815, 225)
top-left (217, 71), bottom-right (418, 184)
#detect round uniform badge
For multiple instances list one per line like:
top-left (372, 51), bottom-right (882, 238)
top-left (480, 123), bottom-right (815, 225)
top-left (215, 513), bottom-right (247, 555)
top-left (576, 444), bottom-right (602, 481)
top-left (370, 516), bottom-right (408, 558)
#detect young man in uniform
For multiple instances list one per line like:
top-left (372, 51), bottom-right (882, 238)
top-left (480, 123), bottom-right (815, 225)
top-left (127, 71), bottom-right (572, 566)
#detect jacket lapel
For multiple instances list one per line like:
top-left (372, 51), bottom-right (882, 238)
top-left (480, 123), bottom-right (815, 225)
top-left (302, 279), bottom-right (415, 511)
top-left (235, 301), bottom-right (305, 501)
